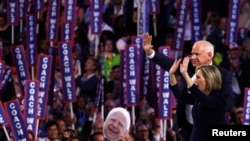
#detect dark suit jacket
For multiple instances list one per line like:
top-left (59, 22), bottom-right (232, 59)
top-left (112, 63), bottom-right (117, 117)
top-left (103, 5), bottom-right (125, 27)
top-left (75, 74), bottom-right (99, 102)
top-left (150, 51), bottom-right (234, 128)
top-left (171, 84), bottom-right (227, 141)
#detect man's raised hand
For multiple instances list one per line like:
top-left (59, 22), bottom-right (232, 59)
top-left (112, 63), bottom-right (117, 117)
top-left (143, 32), bottom-right (153, 56)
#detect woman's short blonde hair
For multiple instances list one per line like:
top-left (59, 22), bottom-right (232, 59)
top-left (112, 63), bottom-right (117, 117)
top-left (196, 65), bottom-right (222, 93)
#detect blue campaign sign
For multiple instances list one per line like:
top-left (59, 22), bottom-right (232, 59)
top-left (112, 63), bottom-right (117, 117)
top-left (58, 42), bottom-right (76, 102)
top-left (24, 80), bottom-right (39, 136)
top-left (158, 47), bottom-right (172, 119)
top-left (0, 101), bottom-right (8, 126)
top-left (125, 45), bottom-right (139, 106)
top-left (64, 0), bottom-right (76, 21)
top-left (26, 14), bottom-right (37, 66)
top-left (47, 0), bottom-right (60, 41)
top-left (7, 0), bottom-right (18, 25)
top-left (4, 99), bottom-right (28, 140)
top-left (11, 45), bottom-right (30, 96)
top-left (36, 54), bottom-right (53, 119)
top-left (243, 88), bottom-right (250, 125)
top-left (90, 0), bottom-right (102, 34)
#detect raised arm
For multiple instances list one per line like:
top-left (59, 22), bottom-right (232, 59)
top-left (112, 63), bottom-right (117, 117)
top-left (143, 32), bottom-right (154, 56)
top-left (143, 32), bottom-right (175, 70)
top-left (180, 56), bottom-right (193, 88)
top-left (169, 58), bottom-right (194, 102)
top-left (169, 59), bottom-right (182, 86)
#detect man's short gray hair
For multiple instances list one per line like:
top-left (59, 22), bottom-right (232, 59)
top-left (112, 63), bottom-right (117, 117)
top-left (193, 40), bottom-right (215, 57)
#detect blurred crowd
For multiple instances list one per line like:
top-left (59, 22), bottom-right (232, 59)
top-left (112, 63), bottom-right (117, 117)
top-left (0, 0), bottom-right (250, 141)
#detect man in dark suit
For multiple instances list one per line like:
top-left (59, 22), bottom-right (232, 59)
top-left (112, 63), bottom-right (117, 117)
top-left (103, 0), bottom-right (125, 28)
top-left (143, 32), bottom-right (234, 141)
top-left (75, 56), bottom-right (100, 102)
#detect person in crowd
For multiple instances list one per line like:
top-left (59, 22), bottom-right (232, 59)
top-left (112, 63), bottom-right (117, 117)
top-left (143, 109), bottom-right (161, 141)
top-left (102, 38), bottom-right (120, 82)
top-left (74, 95), bottom-right (88, 122)
top-left (103, 107), bottom-right (131, 141)
top-left (119, 133), bottom-right (135, 141)
top-left (219, 16), bottom-right (227, 44)
top-left (158, 0), bottom-right (177, 39)
top-left (169, 57), bottom-right (227, 141)
top-left (92, 118), bottom-right (105, 134)
top-left (203, 11), bottom-right (220, 39)
top-left (73, 95), bottom-right (88, 138)
top-left (103, 0), bottom-right (125, 28)
top-left (49, 86), bottom-right (64, 119)
top-left (134, 123), bottom-right (153, 141)
top-left (239, 0), bottom-right (250, 29)
top-left (134, 97), bottom-right (150, 127)
top-left (87, 23), bottom-right (114, 56)
top-left (229, 106), bottom-right (244, 125)
top-left (104, 99), bottom-right (116, 119)
top-left (61, 129), bottom-right (77, 141)
top-left (38, 120), bottom-right (60, 141)
top-left (69, 136), bottom-right (81, 141)
top-left (27, 130), bottom-right (35, 140)
top-left (81, 102), bottom-right (97, 140)
top-left (204, 11), bottom-right (228, 66)
top-left (62, 103), bottom-right (78, 130)
top-left (104, 65), bottom-right (121, 104)
top-left (75, 56), bottom-right (100, 102)
top-left (115, 28), bottom-right (131, 52)
top-left (0, 66), bottom-right (17, 102)
top-left (90, 132), bottom-right (105, 141)
top-left (56, 118), bottom-right (67, 140)
top-left (72, 43), bottom-right (83, 80)
top-left (241, 37), bottom-right (250, 63)
top-left (220, 43), bottom-right (250, 107)
top-left (143, 32), bottom-right (234, 141)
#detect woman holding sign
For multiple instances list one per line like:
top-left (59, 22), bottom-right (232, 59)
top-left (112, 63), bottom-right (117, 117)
top-left (169, 57), bottom-right (227, 141)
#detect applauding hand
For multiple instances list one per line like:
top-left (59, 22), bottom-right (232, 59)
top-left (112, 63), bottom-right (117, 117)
top-left (180, 56), bottom-right (190, 75)
top-left (169, 59), bottom-right (181, 75)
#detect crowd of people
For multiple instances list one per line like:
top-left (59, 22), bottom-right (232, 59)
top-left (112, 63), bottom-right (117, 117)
top-left (0, 0), bottom-right (250, 141)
